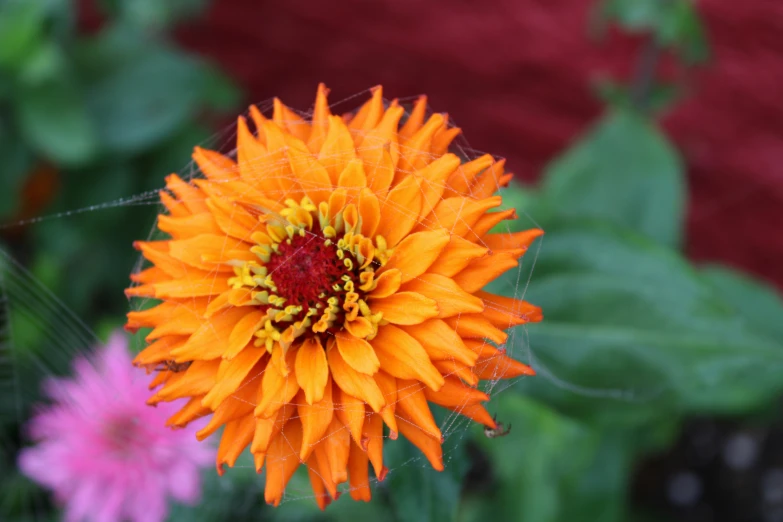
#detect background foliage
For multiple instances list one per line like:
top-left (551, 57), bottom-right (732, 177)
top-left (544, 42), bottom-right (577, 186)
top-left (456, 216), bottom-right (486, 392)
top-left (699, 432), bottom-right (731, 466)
top-left (1, 1), bottom-right (781, 521)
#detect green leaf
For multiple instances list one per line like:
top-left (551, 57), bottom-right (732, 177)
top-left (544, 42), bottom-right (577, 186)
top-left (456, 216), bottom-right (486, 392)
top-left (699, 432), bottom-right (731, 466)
top-left (15, 77), bottom-right (98, 166)
top-left (0, 118), bottom-right (33, 219)
top-left (461, 395), bottom-right (602, 522)
top-left (657, 0), bottom-right (709, 64)
top-left (87, 49), bottom-right (203, 154)
top-left (385, 434), bottom-right (467, 522)
top-left (540, 110), bottom-right (685, 248)
top-left (593, 79), bottom-right (681, 114)
top-left (701, 265), bottom-right (783, 343)
top-left (495, 224), bottom-right (783, 418)
top-left (98, 0), bottom-right (209, 29)
top-left (0, 2), bottom-right (46, 71)
top-left (200, 63), bottom-right (243, 113)
top-left (599, 0), bottom-right (709, 64)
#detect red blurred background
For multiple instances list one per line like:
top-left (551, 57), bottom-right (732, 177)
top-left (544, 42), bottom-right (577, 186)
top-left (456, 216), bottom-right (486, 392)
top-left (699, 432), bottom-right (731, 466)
top-left (87, 0), bottom-right (783, 290)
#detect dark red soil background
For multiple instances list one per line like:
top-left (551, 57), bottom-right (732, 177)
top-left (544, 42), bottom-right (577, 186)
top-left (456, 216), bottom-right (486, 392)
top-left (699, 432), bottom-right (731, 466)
top-left (89, 0), bottom-right (783, 291)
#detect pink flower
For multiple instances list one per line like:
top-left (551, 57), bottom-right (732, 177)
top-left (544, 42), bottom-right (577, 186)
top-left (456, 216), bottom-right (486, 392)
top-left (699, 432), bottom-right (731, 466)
top-left (18, 331), bottom-right (214, 522)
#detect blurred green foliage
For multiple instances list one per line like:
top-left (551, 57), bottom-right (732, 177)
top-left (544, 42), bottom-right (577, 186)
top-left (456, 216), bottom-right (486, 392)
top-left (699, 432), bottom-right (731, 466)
top-left (2, 1), bottom-right (781, 522)
top-left (0, 0), bottom-right (240, 518)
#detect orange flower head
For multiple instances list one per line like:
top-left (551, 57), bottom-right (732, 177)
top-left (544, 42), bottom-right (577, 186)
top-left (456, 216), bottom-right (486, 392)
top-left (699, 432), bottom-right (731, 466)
top-left (125, 84), bottom-right (543, 508)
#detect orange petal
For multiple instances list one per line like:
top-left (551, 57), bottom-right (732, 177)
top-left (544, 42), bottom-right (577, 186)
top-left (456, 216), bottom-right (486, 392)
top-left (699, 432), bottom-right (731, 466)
top-left (451, 402), bottom-right (497, 428)
top-left (166, 395), bottom-right (210, 428)
top-left (311, 443), bottom-right (340, 500)
top-left (373, 371), bottom-right (398, 436)
top-left (474, 352), bottom-right (536, 380)
top-left (204, 196), bottom-right (261, 242)
top-left (236, 116), bottom-right (277, 195)
top-left (151, 272), bottom-right (232, 299)
top-left (205, 287), bottom-right (253, 317)
top-left (465, 208), bottom-right (517, 243)
top-left (154, 360), bottom-right (219, 401)
top-left (307, 458), bottom-right (334, 510)
top-left (273, 97), bottom-right (310, 142)
top-left (295, 337), bottom-right (329, 405)
top-left (427, 234), bottom-right (488, 278)
top-left (165, 173), bottom-right (209, 214)
top-left (375, 176), bottom-right (424, 247)
top-left (369, 291), bottom-right (439, 325)
top-left (401, 273), bottom-right (484, 318)
top-left (201, 347), bottom-right (266, 410)
top-left (288, 142), bottom-right (332, 205)
top-left (445, 154), bottom-right (494, 196)
top-left (336, 332), bottom-right (380, 375)
top-left (399, 113), bottom-right (445, 171)
top-left (307, 83), bottom-right (332, 152)
top-left (157, 212), bottom-right (222, 240)
top-left (130, 267), bottom-right (168, 285)
top-left (433, 359), bottom-right (479, 387)
top-left (475, 291), bottom-right (543, 327)
top-left (453, 251), bottom-right (520, 293)
top-left (357, 188), bottom-right (381, 237)
top-left (251, 403), bottom-right (295, 457)
top-left (368, 269), bottom-right (402, 298)
top-left (334, 387), bottom-right (366, 448)
top-left (415, 153), bottom-right (462, 218)
top-left (397, 410), bottom-right (444, 471)
top-left (344, 316), bottom-right (375, 338)
top-left (399, 95), bottom-right (427, 140)
top-left (469, 158), bottom-right (511, 199)
top-left (444, 314), bottom-right (508, 345)
top-left (350, 86), bottom-right (384, 131)
top-left (298, 381), bottom-right (334, 461)
top-left (402, 319), bottom-right (478, 366)
top-left (193, 146), bottom-right (238, 181)
top-left (254, 348), bottom-right (300, 418)
top-left (337, 158), bottom-right (368, 194)
top-left (264, 420), bottom-right (303, 506)
top-left (159, 189), bottom-right (188, 217)
top-left (431, 124), bottom-right (461, 156)
top-left (381, 228), bottom-right (450, 283)
top-left (423, 376), bottom-right (490, 408)
top-left (134, 241), bottom-right (187, 279)
top-left (216, 415), bottom-right (255, 474)
top-left (323, 416), bottom-right (351, 484)
top-left (131, 299), bottom-right (207, 338)
top-left (327, 339), bottom-right (385, 412)
top-left (396, 379), bottom-right (442, 441)
top-left (362, 413), bottom-right (388, 480)
top-left (348, 440), bottom-right (372, 502)
top-left (319, 116), bottom-right (357, 185)
top-left (361, 144), bottom-right (396, 198)
top-left (196, 379), bottom-right (256, 439)
top-left (418, 195), bottom-right (501, 237)
top-left (371, 325), bottom-right (444, 391)
top-left (170, 307), bottom-right (248, 361)
top-left (481, 228), bottom-right (545, 252)
top-left (168, 234), bottom-right (254, 272)
top-left (248, 104), bottom-right (268, 139)
top-left (133, 336), bottom-right (186, 366)
top-left (225, 310), bottom-right (266, 360)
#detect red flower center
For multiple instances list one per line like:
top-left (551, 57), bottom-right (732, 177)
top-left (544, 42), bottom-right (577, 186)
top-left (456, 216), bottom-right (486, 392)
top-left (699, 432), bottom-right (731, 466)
top-left (265, 232), bottom-right (354, 310)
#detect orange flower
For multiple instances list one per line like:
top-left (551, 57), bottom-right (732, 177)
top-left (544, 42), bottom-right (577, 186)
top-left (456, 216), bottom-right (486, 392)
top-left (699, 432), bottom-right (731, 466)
top-left (125, 84), bottom-right (543, 508)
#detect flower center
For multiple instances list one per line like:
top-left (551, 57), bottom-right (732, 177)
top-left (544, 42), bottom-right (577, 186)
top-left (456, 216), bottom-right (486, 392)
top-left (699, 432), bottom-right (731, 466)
top-left (102, 417), bottom-right (143, 457)
top-left (265, 232), bottom-right (354, 311)
top-left (227, 196), bottom-right (392, 351)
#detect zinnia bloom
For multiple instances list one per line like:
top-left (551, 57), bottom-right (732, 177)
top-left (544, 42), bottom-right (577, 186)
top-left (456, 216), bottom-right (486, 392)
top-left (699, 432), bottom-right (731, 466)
top-left (18, 332), bottom-right (213, 522)
top-left (125, 84), bottom-right (543, 508)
